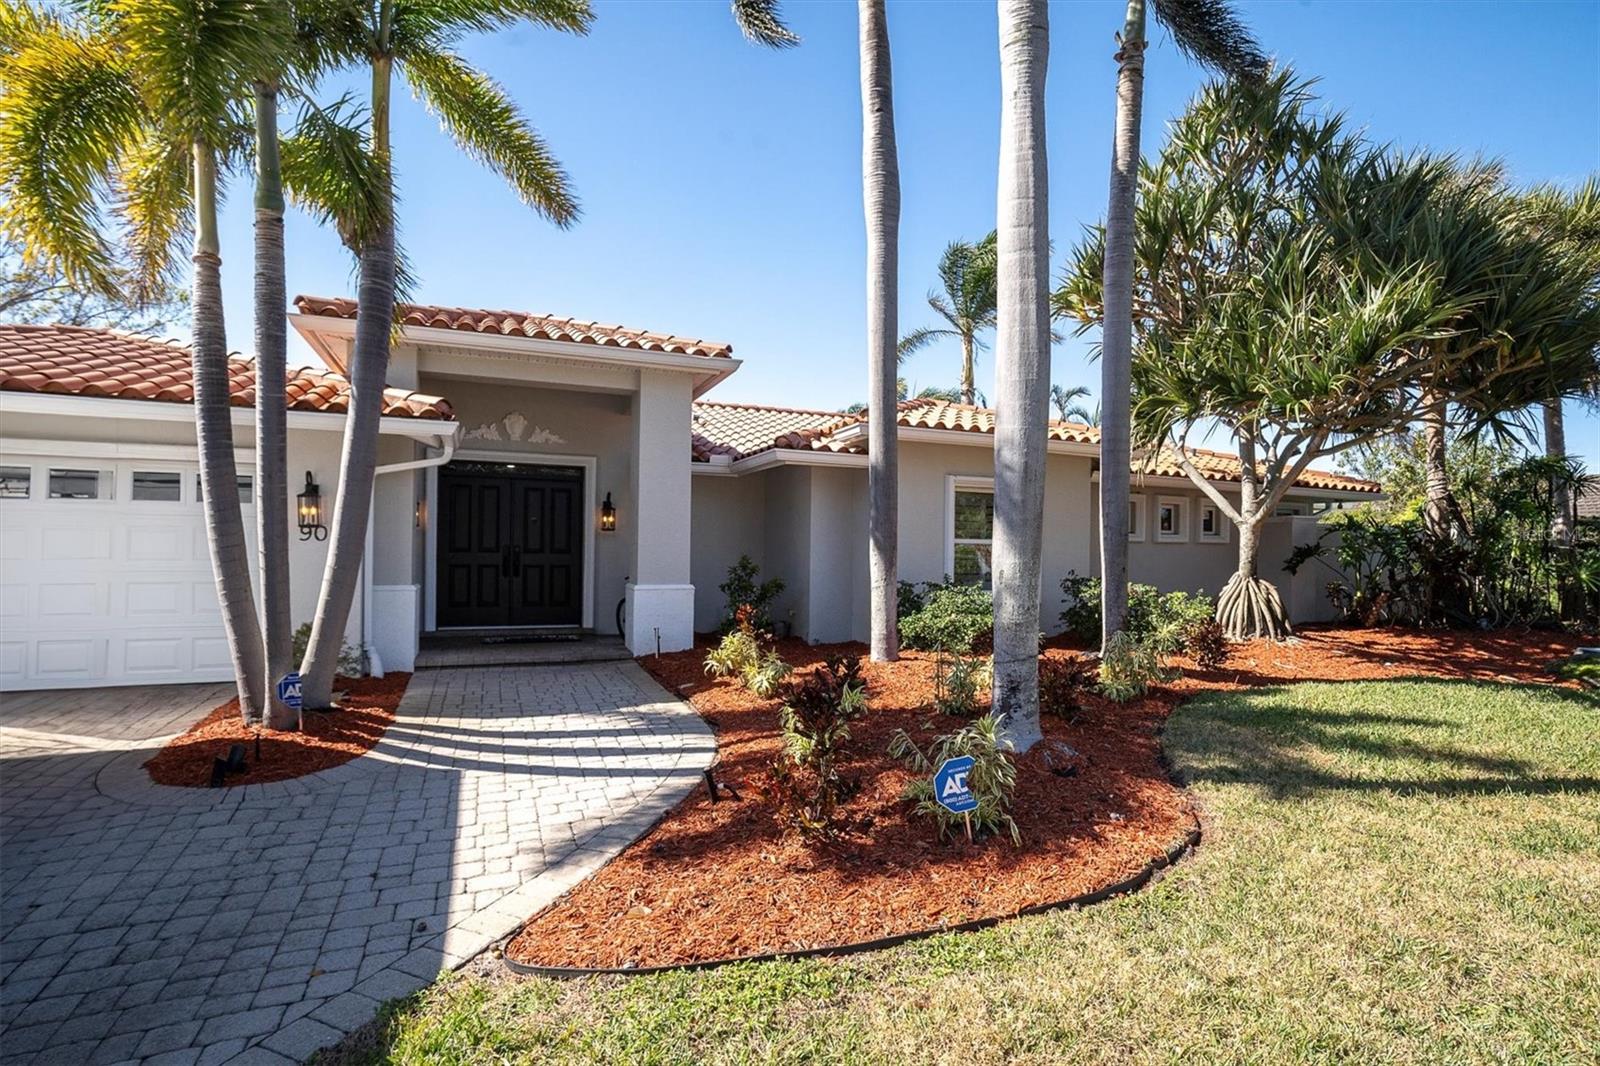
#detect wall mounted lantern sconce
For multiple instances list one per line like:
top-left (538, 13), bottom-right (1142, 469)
top-left (600, 492), bottom-right (617, 532)
top-left (297, 472), bottom-right (327, 541)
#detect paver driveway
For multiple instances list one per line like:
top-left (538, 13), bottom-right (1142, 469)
top-left (0, 662), bottom-right (714, 1064)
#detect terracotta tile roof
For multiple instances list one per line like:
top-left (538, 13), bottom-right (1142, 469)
top-left (0, 324), bottom-right (454, 420)
top-left (692, 395), bottom-right (1380, 494)
top-left (690, 400), bottom-right (843, 462)
top-left (295, 295), bottom-right (734, 359)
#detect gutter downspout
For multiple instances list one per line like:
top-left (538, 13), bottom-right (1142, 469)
top-left (362, 428), bottom-right (459, 675)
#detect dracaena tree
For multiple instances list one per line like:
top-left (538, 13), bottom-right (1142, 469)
top-left (1092, 0), bottom-right (1266, 653)
top-left (1058, 73), bottom-right (1473, 639)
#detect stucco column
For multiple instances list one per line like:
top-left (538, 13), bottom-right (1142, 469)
top-left (626, 369), bottom-right (694, 653)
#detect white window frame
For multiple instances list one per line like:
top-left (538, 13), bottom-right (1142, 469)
top-left (1127, 492), bottom-right (1146, 542)
top-left (944, 475), bottom-right (996, 587)
top-left (1198, 501), bottom-right (1229, 542)
top-left (1155, 495), bottom-right (1189, 542)
top-left (43, 464), bottom-right (115, 503)
top-left (125, 463), bottom-right (190, 505)
top-left (0, 461), bottom-right (36, 501)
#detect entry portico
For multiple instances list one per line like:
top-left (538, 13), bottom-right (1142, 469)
top-left (291, 297), bottom-right (737, 659)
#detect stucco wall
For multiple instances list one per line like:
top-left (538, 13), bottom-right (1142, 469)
top-left (1088, 482), bottom-right (1242, 603)
top-left (415, 377), bottom-right (634, 634)
top-left (689, 474), bottom-right (767, 632)
top-left (761, 466), bottom-right (812, 637)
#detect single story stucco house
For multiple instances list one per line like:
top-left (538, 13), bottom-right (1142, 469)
top-left (0, 298), bottom-right (1379, 690)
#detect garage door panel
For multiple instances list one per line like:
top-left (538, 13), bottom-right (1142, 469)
top-left (1, 456), bottom-right (251, 690)
top-left (40, 526), bottom-right (113, 561)
top-left (127, 581), bottom-right (186, 616)
top-left (37, 582), bottom-right (100, 617)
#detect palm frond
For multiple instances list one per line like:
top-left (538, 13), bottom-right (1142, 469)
top-left (1151, 0), bottom-right (1267, 80)
top-left (280, 95), bottom-right (388, 250)
top-left (730, 0), bottom-right (799, 48)
top-left (391, 0), bottom-right (592, 52)
top-left (115, 129), bottom-right (192, 303)
top-left (898, 324), bottom-right (954, 361)
top-left (402, 48), bottom-right (577, 227)
top-left (0, 6), bottom-right (144, 295)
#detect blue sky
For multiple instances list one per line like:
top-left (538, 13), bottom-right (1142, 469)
top-left (214, 0), bottom-right (1600, 462)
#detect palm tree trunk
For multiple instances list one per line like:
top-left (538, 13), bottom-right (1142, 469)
top-left (1421, 383), bottom-right (1452, 538)
top-left (192, 138), bottom-right (266, 721)
top-left (300, 49), bottom-right (396, 708)
top-left (991, 0), bottom-right (1050, 753)
top-left (859, 0), bottom-right (899, 663)
top-left (254, 82), bottom-right (296, 730)
top-left (1097, 0), bottom-right (1144, 654)
top-left (1544, 398), bottom-right (1573, 545)
top-left (959, 333), bottom-right (975, 406)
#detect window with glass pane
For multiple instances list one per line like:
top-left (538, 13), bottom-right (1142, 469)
top-left (1160, 502), bottom-right (1179, 534)
top-left (0, 466), bottom-right (29, 499)
top-left (132, 470), bottom-right (182, 501)
top-left (48, 468), bottom-right (106, 499)
top-left (952, 489), bottom-right (995, 589)
top-left (195, 474), bottom-right (253, 503)
top-left (1201, 506), bottom-right (1217, 535)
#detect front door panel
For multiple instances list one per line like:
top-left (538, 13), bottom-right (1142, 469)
top-left (437, 462), bottom-right (583, 629)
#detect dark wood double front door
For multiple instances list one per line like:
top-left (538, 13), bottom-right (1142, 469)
top-left (436, 461), bottom-right (584, 628)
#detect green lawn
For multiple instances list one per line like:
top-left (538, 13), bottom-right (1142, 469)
top-left (322, 679), bottom-right (1600, 1065)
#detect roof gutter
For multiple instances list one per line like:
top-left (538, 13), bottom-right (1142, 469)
top-left (0, 391), bottom-right (452, 441)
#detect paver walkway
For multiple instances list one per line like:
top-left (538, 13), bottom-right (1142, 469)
top-left (0, 662), bottom-right (714, 1064)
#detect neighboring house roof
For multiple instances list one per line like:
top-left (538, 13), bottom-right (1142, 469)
top-left (1577, 481), bottom-right (1600, 521)
top-left (691, 400), bottom-right (844, 462)
top-left (691, 396), bottom-right (1382, 494)
top-left (294, 295), bottom-right (734, 360)
top-left (0, 324), bottom-right (454, 420)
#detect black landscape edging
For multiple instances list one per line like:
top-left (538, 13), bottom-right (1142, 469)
top-left (502, 825), bottom-right (1201, 979)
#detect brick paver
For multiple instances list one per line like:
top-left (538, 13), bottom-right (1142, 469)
top-left (0, 662), bottom-right (713, 1064)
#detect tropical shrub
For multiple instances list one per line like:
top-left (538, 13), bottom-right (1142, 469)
top-left (1288, 457), bottom-right (1598, 629)
top-left (705, 606), bottom-right (790, 695)
top-left (1060, 573), bottom-right (1214, 653)
top-left (933, 651), bottom-right (991, 717)
top-left (718, 555), bottom-right (785, 633)
top-left (769, 656), bottom-right (868, 838)
top-left (291, 622), bottom-right (364, 678)
top-left (899, 581), bottom-right (994, 652)
top-left (1097, 631), bottom-right (1172, 702)
top-left (1182, 619), bottom-right (1231, 669)
top-left (1038, 655), bottom-right (1095, 717)
top-left (888, 713), bottom-right (1020, 844)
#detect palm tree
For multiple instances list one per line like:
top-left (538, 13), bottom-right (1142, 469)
top-left (859, 0), bottom-right (899, 663)
top-left (990, 0), bottom-right (1050, 753)
top-left (898, 232), bottom-right (997, 406)
top-left (1094, 0), bottom-right (1265, 654)
top-left (297, 0), bottom-right (592, 707)
top-left (0, 0), bottom-right (295, 721)
top-left (1050, 383), bottom-right (1095, 423)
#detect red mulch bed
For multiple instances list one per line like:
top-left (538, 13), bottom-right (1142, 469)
top-left (505, 626), bottom-right (1584, 971)
top-left (143, 673), bottom-right (409, 788)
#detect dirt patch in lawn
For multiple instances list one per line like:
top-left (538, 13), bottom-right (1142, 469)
top-left (505, 626), bottom-right (1583, 971)
top-left (143, 673), bottom-right (408, 787)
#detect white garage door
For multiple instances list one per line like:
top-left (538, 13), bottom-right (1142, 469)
top-left (0, 455), bottom-right (254, 690)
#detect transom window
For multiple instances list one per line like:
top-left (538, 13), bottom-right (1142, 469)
top-left (952, 488), bottom-right (995, 590)
top-left (1156, 496), bottom-right (1188, 542)
top-left (132, 470), bottom-right (183, 502)
top-left (0, 466), bottom-right (30, 499)
top-left (48, 468), bottom-right (110, 500)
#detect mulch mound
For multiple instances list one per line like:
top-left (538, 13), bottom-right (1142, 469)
top-left (143, 673), bottom-right (410, 788)
top-left (505, 626), bottom-right (1584, 971)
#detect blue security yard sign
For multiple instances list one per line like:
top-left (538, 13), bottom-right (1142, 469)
top-left (276, 672), bottom-right (303, 711)
top-left (932, 754), bottom-right (978, 815)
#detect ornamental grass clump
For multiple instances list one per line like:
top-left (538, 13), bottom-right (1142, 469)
top-left (767, 655), bottom-right (867, 838)
top-left (888, 713), bottom-right (1020, 845)
top-left (933, 650), bottom-right (992, 717)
